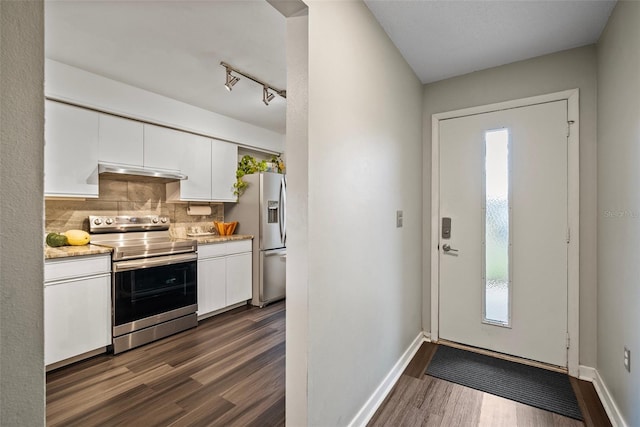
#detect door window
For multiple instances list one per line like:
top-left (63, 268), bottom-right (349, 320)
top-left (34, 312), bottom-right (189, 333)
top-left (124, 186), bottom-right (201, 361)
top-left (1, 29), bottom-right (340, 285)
top-left (483, 129), bottom-right (511, 326)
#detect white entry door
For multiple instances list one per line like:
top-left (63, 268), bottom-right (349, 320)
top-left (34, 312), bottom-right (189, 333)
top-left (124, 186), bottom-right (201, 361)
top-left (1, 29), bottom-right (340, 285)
top-left (439, 100), bottom-right (569, 367)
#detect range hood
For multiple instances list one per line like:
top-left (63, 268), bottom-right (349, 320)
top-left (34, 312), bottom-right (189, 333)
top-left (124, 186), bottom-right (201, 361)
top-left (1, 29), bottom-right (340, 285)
top-left (98, 164), bottom-right (188, 183)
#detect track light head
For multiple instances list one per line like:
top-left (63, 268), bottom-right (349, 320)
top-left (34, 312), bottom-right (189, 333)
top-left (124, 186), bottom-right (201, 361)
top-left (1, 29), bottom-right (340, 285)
top-left (224, 68), bottom-right (239, 91)
top-left (221, 61), bottom-right (285, 106)
top-left (263, 86), bottom-right (275, 106)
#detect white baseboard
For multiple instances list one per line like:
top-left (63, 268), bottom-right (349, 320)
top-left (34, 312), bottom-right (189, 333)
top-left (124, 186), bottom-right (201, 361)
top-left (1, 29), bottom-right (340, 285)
top-left (423, 331), bottom-right (431, 342)
top-left (348, 332), bottom-right (426, 427)
top-left (578, 365), bottom-right (628, 427)
top-left (578, 365), bottom-right (597, 381)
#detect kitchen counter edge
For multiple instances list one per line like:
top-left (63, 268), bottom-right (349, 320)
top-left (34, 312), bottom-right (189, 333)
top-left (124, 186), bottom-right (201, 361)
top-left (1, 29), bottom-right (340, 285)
top-left (45, 244), bottom-right (113, 260)
top-left (45, 235), bottom-right (253, 259)
top-left (194, 234), bottom-right (253, 244)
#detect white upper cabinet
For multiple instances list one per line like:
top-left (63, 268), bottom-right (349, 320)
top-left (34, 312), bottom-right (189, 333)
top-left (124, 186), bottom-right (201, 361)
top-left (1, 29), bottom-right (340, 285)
top-left (168, 133), bottom-right (212, 201)
top-left (143, 124), bottom-right (182, 172)
top-left (98, 114), bottom-right (143, 167)
top-left (167, 136), bottom-right (237, 202)
top-left (45, 100), bottom-right (243, 202)
top-left (211, 139), bottom-right (238, 202)
top-left (45, 100), bottom-right (100, 198)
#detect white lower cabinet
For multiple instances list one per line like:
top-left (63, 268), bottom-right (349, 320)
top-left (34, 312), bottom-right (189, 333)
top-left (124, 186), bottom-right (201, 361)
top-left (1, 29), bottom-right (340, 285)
top-left (197, 240), bottom-right (252, 318)
top-left (44, 255), bottom-right (111, 367)
top-left (226, 252), bottom-right (252, 305)
top-left (197, 256), bottom-right (226, 315)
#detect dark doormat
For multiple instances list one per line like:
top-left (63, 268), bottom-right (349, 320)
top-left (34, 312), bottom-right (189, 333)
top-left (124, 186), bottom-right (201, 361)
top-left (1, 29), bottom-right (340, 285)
top-left (425, 345), bottom-right (583, 420)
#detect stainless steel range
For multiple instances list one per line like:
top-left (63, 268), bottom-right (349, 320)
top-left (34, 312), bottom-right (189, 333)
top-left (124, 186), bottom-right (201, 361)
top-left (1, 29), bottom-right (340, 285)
top-left (89, 215), bottom-right (198, 354)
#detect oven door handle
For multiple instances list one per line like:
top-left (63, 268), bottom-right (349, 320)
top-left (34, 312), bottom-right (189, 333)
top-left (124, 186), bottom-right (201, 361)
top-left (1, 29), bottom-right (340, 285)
top-left (113, 253), bottom-right (198, 272)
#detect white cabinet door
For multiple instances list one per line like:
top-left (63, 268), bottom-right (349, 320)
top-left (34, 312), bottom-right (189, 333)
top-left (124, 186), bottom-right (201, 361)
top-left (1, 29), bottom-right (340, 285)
top-left (170, 134), bottom-right (212, 201)
top-left (197, 241), bottom-right (252, 317)
top-left (143, 124), bottom-right (182, 171)
top-left (44, 275), bottom-right (111, 365)
top-left (44, 100), bottom-right (100, 198)
top-left (211, 139), bottom-right (238, 201)
top-left (226, 252), bottom-right (252, 306)
top-left (197, 257), bottom-right (226, 316)
top-left (98, 114), bottom-right (143, 167)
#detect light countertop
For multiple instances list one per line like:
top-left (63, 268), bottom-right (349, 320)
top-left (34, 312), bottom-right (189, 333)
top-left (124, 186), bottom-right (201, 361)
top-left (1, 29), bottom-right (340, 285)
top-left (193, 234), bottom-right (253, 245)
top-left (44, 235), bottom-right (253, 259)
top-left (45, 244), bottom-right (113, 260)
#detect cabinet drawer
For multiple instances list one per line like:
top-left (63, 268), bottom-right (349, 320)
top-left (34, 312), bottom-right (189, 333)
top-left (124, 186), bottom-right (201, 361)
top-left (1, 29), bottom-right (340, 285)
top-left (225, 240), bottom-right (252, 255)
top-left (198, 242), bottom-right (228, 259)
top-left (198, 239), bottom-right (252, 259)
top-left (45, 255), bottom-right (111, 283)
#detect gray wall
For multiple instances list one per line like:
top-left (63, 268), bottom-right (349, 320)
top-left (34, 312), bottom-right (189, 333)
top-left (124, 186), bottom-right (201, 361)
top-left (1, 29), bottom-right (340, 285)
top-left (285, 11), bottom-right (309, 426)
top-left (0, 1), bottom-right (46, 425)
top-left (422, 45), bottom-right (598, 368)
top-left (292, 1), bottom-right (424, 424)
top-left (597, 1), bottom-right (640, 425)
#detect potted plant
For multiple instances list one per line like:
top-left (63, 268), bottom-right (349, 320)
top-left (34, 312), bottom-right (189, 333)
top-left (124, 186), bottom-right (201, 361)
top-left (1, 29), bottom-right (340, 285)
top-left (234, 155), bottom-right (267, 196)
top-left (234, 154), bottom-right (286, 196)
top-left (268, 154), bottom-right (286, 174)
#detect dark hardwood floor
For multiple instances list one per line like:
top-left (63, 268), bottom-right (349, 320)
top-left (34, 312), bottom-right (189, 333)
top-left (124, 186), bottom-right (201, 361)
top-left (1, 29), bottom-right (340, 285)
top-left (48, 307), bottom-right (611, 427)
top-left (46, 301), bottom-right (286, 427)
top-left (369, 342), bottom-right (612, 427)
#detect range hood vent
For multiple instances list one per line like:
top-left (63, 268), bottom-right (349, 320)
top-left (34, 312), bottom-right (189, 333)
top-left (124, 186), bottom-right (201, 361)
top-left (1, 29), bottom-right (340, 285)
top-left (98, 164), bottom-right (188, 183)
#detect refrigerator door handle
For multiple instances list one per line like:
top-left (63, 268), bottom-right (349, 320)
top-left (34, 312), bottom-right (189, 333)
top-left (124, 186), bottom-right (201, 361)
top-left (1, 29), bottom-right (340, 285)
top-left (264, 249), bottom-right (287, 257)
top-left (281, 176), bottom-right (287, 245)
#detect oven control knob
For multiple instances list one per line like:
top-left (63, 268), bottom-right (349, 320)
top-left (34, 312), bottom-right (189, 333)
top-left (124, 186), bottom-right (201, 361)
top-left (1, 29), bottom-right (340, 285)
top-left (152, 217), bottom-right (159, 224)
top-left (93, 218), bottom-right (103, 225)
top-left (160, 217), bottom-right (168, 223)
top-left (105, 218), bottom-right (114, 225)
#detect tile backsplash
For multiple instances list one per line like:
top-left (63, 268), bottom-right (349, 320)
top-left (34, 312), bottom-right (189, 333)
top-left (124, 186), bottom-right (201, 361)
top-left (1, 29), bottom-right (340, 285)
top-left (45, 178), bottom-right (224, 236)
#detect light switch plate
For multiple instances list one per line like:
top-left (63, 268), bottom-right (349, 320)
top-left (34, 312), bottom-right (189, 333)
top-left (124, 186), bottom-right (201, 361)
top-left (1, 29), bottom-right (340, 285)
top-left (396, 210), bottom-right (403, 228)
top-left (624, 346), bottom-right (631, 372)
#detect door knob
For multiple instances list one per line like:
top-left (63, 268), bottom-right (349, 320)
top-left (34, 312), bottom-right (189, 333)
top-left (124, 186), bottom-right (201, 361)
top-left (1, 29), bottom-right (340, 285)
top-left (442, 244), bottom-right (458, 253)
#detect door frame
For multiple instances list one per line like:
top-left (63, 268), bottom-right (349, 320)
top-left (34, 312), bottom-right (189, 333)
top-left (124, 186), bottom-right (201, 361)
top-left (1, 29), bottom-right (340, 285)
top-left (430, 89), bottom-right (580, 376)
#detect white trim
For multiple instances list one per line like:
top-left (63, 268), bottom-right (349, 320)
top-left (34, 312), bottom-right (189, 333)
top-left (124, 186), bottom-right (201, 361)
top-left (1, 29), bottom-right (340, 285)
top-left (430, 114), bottom-right (441, 342)
top-left (578, 365), bottom-right (628, 427)
top-left (578, 364), bottom-right (597, 382)
top-left (423, 331), bottom-right (432, 342)
top-left (430, 89), bottom-right (580, 375)
top-left (566, 92), bottom-right (580, 377)
top-left (348, 332), bottom-right (425, 427)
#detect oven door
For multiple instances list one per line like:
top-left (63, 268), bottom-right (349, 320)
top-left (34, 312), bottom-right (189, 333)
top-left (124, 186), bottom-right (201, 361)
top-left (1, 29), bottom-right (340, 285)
top-left (112, 253), bottom-right (197, 337)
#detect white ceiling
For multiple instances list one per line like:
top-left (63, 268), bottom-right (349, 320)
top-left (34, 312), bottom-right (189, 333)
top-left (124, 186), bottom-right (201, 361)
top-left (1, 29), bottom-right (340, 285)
top-left (364, 0), bottom-right (616, 84)
top-left (46, 1), bottom-right (617, 136)
top-left (45, 0), bottom-right (287, 134)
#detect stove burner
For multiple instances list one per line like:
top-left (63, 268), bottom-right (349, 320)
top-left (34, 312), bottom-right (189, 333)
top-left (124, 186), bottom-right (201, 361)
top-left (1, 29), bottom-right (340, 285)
top-left (89, 215), bottom-right (197, 261)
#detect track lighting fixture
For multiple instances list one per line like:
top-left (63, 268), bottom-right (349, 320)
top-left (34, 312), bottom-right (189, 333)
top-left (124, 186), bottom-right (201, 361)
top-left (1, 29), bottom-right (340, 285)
top-left (221, 61), bottom-right (286, 106)
top-left (224, 67), bottom-right (240, 91)
top-left (263, 86), bottom-right (275, 106)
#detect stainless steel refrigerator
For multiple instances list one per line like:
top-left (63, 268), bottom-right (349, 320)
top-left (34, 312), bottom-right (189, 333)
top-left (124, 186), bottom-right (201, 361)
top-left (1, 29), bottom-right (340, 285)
top-left (225, 172), bottom-right (286, 307)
